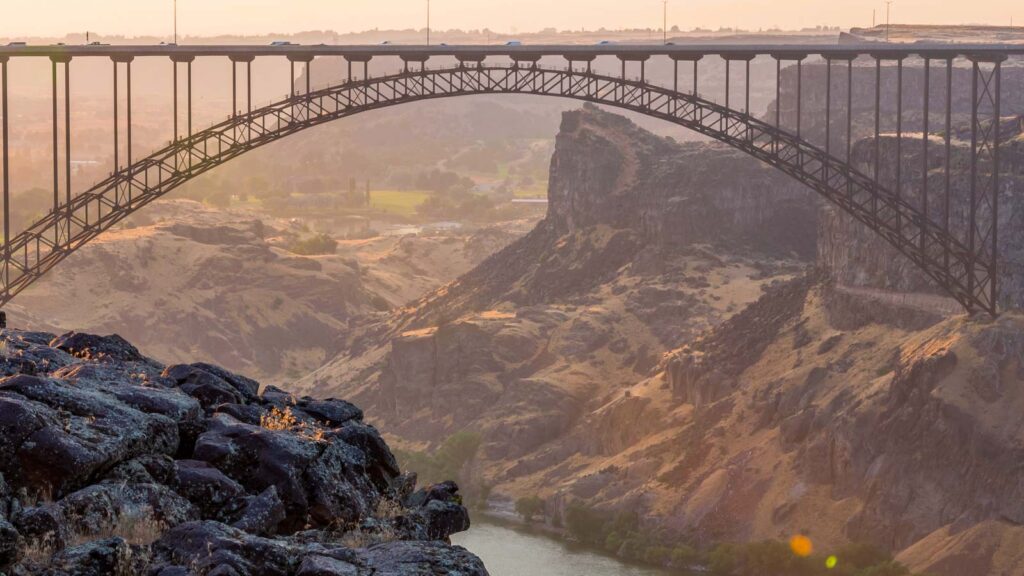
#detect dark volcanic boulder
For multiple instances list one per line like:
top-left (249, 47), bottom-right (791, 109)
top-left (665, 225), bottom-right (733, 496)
top-left (45, 537), bottom-right (135, 576)
top-left (163, 363), bottom-right (260, 406)
top-left (362, 541), bottom-right (488, 576)
top-left (401, 481), bottom-right (471, 541)
top-left (173, 460), bottom-right (245, 519)
top-left (0, 329), bottom-right (481, 574)
top-left (300, 398), bottom-right (364, 428)
top-left (230, 486), bottom-right (287, 536)
top-left (0, 516), bottom-right (22, 569)
top-left (49, 332), bottom-right (145, 363)
top-left (150, 521), bottom-right (488, 576)
top-left (57, 483), bottom-right (198, 536)
top-left (192, 414), bottom-right (323, 529)
top-left (0, 375), bottom-right (179, 497)
top-left (192, 414), bottom-right (396, 531)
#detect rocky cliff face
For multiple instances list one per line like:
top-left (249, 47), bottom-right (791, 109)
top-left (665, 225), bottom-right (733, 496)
top-left (0, 330), bottom-right (483, 575)
top-left (818, 123), bottom-right (1024, 309)
top-left (549, 105), bottom-right (818, 257)
top-left (300, 107), bottom-right (812, 449)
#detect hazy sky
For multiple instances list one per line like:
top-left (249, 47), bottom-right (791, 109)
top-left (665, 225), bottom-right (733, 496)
top-left (3, 0), bottom-right (1021, 39)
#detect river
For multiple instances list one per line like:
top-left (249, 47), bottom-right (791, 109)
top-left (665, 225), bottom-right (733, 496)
top-left (452, 521), bottom-right (674, 576)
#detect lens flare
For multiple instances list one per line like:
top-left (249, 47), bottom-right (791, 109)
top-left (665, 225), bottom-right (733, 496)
top-left (789, 534), bottom-right (813, 557)
top-left (826, 555), bottom-right (838, 569)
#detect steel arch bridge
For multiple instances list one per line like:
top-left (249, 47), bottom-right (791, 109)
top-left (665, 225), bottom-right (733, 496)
top-left (0, 44), bottom-right (1018, 315)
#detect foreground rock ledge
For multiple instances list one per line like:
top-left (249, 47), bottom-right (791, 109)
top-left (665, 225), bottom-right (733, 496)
top-left (0, 330), bottom-right (486, 576)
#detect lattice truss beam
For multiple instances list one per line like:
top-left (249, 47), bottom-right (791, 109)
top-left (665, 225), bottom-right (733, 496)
top-left (0, 52), bottom-right (1011, 315)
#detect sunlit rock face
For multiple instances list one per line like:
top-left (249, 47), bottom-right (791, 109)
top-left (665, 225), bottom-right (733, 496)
top-left (548, 104), bottom-right (818, 257)
top-left (0, 330), bottom-right (483, 576)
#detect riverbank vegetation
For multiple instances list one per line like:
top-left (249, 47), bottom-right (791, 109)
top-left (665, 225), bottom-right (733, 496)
top-left (511, 500), bottom-right (925, 576)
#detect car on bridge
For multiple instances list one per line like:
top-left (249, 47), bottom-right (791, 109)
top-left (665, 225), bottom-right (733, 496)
top-left (506, 41), bottom-right (523, 46)
top-left (270, 41), bottom-right (294, 46)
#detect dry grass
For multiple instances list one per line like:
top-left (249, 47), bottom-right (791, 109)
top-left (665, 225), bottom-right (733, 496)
top-left (339, 524), bottom-right (402, 549)
top-left (18, 506), bottom-right (165, 570)
top-left (260, 406), bottom-right (327, 442)
top-left (261, 406), bottom-right (300, 431)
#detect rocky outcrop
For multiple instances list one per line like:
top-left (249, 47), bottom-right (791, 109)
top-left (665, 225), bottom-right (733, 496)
top-left (0, 329), bottom-right (483, 575)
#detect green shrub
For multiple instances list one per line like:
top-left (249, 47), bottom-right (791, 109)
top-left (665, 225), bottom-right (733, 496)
top-left (288, 233), bottom-right (337, 255)
top-left (514, 496), bottom-right (545, 523)
top-left (564, 502), bottom-right (606, 545)
top-left (604, 531), bottom-right (623, 553)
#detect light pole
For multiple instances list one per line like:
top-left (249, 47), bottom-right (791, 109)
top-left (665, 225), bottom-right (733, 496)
top-left (426, 0), bottom-right (431, 46)
top-left (174, 0), bottom-right (178, 44)
top-left (663, 1), bottom-right (668, 45)
top-left (885, 1), bottom-right (893, 41)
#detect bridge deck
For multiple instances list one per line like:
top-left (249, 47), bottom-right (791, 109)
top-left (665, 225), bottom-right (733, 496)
top-left (0, 43), bottom-right (1022, 59)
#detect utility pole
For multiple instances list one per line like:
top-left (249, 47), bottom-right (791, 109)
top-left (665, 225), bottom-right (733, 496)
top-left (426, 0), bottom-right (431, 46)
top-left (885, 1), bottom-right (893, 41)
top-left (663, 1), bottom-right (668, 45)
top-left (174, 0), bottom-right (178, 44)
top-left (872, 9), bottom-right (876, 28)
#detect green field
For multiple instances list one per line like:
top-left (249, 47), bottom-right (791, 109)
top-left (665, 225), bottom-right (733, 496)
top-left (369, 190), bottom-right (431, 216)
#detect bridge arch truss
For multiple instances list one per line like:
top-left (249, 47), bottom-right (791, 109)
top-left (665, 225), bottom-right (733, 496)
top-left (0, 44), bottom-right (1019, 315)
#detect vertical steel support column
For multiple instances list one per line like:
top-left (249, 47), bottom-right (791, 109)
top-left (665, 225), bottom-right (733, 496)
top-left (187, 60), bottom-right (192, 172)
top-left (51, 60), bottom-right (58, 225)
top-left (796, 58), bottom-right (802, 138)
top-left (944, 58), bottom-right (952, 274)
top-left (873, 57), bottom-right (881, 217)
top-left (247, 61), bottom-right (252, 115)
top-left (63, 61), bottom-right (71, 239)
top-left (290, 61), bottom-right (295, 95)
top-left (173, 61), bottom-right (178, 143)
top-left (992, 60), bottom-right (1001, 313)
top-left (826, 57), bottom-right (832, 156)
top-left (968, 60), bottom-right (979, 307)
top-left (745, 59), bottom-right (750, 114)
top-left (306, 60), bottom-right (313, 119)
top-left (347, 59), bottom-right (352, 83)
top-left (113, 61), bottom-right (119, 171)
top-left (232, 61), bottom-right (237, 117)
top-left (896, 57), bottom-right (903, 234)
top-left (775, 58), bottom-right (781, 128)
top-left (673, 59), bottom-right (678, 92)
top-left (725, 59), bottom-right (730, 109)
top-left (921, 58), bottom-right (930, 251)
top-left (693, 60), bottom-right (698, 97)
top-left (847, 58), bottom-right (853, 163)
top-left (127, 59), bottom-right (133, 205)
top-left (1, 57), bottom-right (8, 290)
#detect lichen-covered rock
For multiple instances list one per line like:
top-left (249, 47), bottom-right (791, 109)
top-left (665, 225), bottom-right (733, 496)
top-left (230, 486), bottom-right (287, 536)
top-left (44, 537), bottom-right (135, 576)
top-left (49, 332), bottom-right (146, 364)
top-left (0, 329), bottom-right (482, 575)
top-left (149, 521), bottom-right (487, 576)
top-left (0, 516), bottom-right (22, 570)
